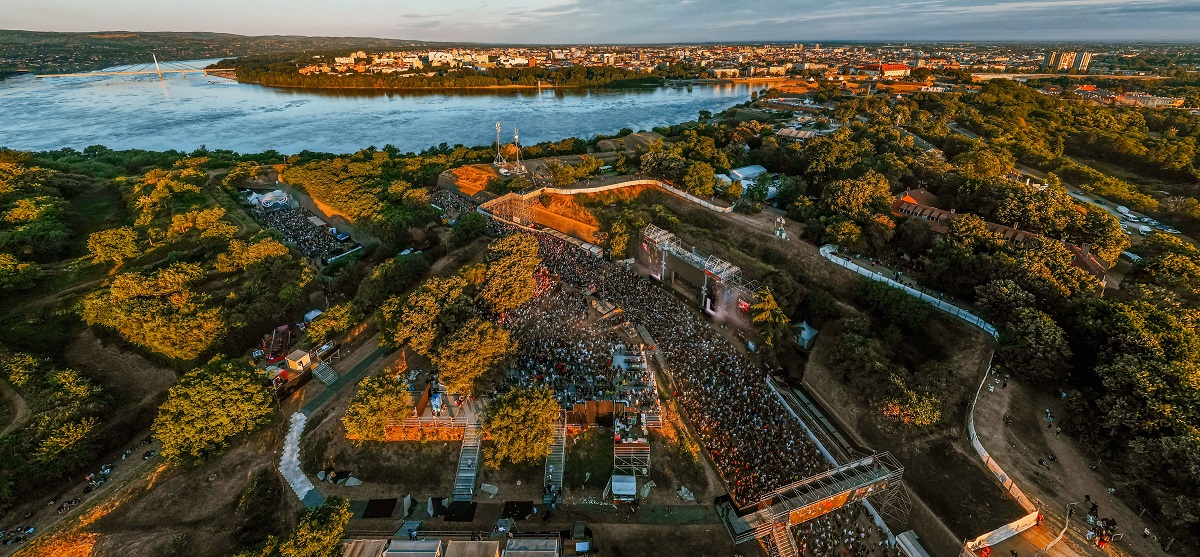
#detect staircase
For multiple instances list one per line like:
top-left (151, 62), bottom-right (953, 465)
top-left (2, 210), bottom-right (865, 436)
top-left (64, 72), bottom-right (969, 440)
top-left (453, 423), bottom-right (481, 502)
top-left (644, 412), bottom-right (663, 430)
top-left (312, 363), bottom-right (339, 386)
top-left (544, 421), bottom-right (566, 504)
top-left (769, 522), bottom-right (798, 557)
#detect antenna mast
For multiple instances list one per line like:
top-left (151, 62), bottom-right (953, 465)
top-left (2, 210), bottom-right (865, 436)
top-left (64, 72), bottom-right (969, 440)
top-left (493, 122), bottom-right (507, 167)
top-left (513, 127), bottom-right (524, 173)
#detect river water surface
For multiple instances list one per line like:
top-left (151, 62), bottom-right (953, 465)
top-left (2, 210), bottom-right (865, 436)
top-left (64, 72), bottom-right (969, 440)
top-left (1, 59), bottom-right (755, 154)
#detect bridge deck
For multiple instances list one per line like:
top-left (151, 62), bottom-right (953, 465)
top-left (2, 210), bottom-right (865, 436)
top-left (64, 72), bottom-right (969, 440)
top-left (723, 453), bottom-right (903, 544)
top-left (36, 69), bottom-right (233, 78)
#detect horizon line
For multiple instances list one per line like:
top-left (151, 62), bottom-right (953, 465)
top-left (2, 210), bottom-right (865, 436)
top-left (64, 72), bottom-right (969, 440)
top-left (4, 28), bottom-right (1200, 47)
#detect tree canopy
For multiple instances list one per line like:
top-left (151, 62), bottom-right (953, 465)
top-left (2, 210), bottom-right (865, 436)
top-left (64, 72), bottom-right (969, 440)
top-left (477, 233), bottom-right (541, 314)
top-left (378, 275), bottom-right (468, 355)
top-left (341, 372), bottom-right (412, 442)
top-left (152, 358), bottom-right (274, 465)
top-left (432, 318), bottom-right (515, 394)
top-left (482, 386), bottom-right (560, 468)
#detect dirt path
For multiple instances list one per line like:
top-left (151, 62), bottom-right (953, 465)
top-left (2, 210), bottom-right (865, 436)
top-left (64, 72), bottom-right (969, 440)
top-left (0, 379), bottom-right (30, 438)
top-left (974, 379), bottom-right (1179, 556)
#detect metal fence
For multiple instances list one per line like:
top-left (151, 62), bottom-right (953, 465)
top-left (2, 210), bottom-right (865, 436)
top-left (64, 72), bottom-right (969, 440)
top-left (818, 245), bottom-right (998, 338)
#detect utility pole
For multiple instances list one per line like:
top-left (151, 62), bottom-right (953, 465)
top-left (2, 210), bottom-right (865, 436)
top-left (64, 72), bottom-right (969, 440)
top-left (152, 53), bottom-right (164, 81)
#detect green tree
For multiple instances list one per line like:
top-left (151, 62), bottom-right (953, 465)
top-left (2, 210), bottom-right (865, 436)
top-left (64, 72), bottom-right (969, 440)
top-left (87, 226), bottom-right (140, 266)
top-left (81, 262), bottom-right (226, 360)
top-left (277, 498), bottom-right (352, 557)
top-left (215, 238), bottom-right (290, 273)
top-left (999, 308), bottom-right (1071, 384)
top-left (482, 386), bottom-right (560, 468)
top-left (341, 373), bottom-right (412, 442)
top-left (975, 279), bottom-right (1036, 323)
top-left (432, 318), bottom-right (516, 394)
top-left (34, 417), bottom-right (99, 467)
top-left (750, 286), bottom-right (791, 364)
top-left (354, 254), bottom-right (430, 310)
top-left (545, 159), bottom-right (577, 187)
top-left (681, 161), bottom-right (716, 196)
top-left (305, 303), bottom-right (362, 345)
top-left (639, 140), bottom-right (687, 182)
top-left (0, 253), bottom-right (38, 290)
top-left (880, 374), bottom-right (942, 428)
top-left (746, 173), bottom-right (772, 202)
top-left (450, 211), bottom-right (489, 247)
top-left (608, 219), bottom-right (630, 258)
top-left (152, 358), bottom-right (274, 464)
top-left (221, 161), bottom-right (260, 188)
top-left (726, 180), bottom-right (744, 200)
top-left (825, 219), bottom-right (864, 252)
top-left (378, 275), bottom-right (467, 354)
top-left (820, 170), bottom-right (892, 222)
top-left (952, 148), bottom-right (1015, 182)
top-left (477, 233), bottom-right (541, 314)
top-left (614, 152), bottom-right (630, 174)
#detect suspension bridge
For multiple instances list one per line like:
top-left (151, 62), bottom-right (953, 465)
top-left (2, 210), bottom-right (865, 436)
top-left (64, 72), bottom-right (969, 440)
top-left (35, 55), bottom-right (234, 80)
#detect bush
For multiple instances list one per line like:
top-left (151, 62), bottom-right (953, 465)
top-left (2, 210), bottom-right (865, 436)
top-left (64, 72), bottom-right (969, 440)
top-left (450, 211), bottom-right (488, 247)
top-left (853, 280), bottom-right (933, 332)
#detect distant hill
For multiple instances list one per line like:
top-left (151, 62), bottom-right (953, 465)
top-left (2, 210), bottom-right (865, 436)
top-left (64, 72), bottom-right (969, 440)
top-left (0, 30), bottom-right (451, 76)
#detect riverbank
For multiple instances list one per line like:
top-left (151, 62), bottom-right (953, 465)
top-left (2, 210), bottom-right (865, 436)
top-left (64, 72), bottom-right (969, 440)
top-left (228, 77), bottom-right (668, 92)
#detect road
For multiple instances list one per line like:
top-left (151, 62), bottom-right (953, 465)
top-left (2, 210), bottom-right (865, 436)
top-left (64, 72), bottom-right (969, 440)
top-left (946, 122), bottom-right (1195, 247)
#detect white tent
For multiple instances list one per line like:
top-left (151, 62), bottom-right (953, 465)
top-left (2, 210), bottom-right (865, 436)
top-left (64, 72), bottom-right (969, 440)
top-left (610, 474), bottom-right (637, 502)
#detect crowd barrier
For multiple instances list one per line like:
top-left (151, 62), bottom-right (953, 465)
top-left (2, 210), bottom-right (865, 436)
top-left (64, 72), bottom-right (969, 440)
top-left (817, 246), bottom-right (998, 338)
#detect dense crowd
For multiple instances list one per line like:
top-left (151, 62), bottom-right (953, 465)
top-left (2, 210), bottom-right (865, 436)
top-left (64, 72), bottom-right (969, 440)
top-left (792, 505), bottom-right (899, 557)
top-left (523, 227), bottom-right (829, 505)
top-left (251, 206), bottom-right (354, 261)
top-left (430, 189), bottom-right (477, 223)
top-left (488, 224), bottom-right (893, 552)
top-left (500, 286), bottom-right (657, 412)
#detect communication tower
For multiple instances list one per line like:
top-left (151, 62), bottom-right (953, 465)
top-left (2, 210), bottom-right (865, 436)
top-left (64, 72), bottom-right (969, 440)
top-left (512, 127), bottom-right (526, 173)
top-left (493, 122), bottom-right (507, 167)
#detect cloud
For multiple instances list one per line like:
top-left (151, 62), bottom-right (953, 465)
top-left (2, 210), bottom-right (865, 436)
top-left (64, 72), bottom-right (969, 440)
top-left (5, 0), bottom-right (1200, 42)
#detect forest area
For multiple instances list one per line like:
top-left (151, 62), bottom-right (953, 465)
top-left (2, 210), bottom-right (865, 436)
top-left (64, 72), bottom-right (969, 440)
top-left (608, 90), bottom-right (1199, 546)
top-left (223, 54), bottom-right (674, 89)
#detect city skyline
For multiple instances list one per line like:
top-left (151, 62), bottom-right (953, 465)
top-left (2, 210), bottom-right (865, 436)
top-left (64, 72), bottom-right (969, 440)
top-left (7, 0), bottom-right (1200, 43)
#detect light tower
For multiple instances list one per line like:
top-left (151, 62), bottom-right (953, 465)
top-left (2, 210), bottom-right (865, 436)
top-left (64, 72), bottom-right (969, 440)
top-left (493, 122), bottom-right (507, 167)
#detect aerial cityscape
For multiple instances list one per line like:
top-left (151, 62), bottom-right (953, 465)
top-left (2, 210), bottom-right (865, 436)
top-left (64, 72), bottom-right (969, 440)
top-left (1, 2), bottom-right (1199, 557)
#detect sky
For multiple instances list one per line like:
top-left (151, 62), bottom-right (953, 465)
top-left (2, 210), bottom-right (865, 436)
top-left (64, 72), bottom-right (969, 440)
top-left (7, 0), bottom-right (1200, 43)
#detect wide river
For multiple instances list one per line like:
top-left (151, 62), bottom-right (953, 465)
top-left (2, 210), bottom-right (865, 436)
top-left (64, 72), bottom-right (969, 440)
top-left (1, 59), bottom-right (756, 154)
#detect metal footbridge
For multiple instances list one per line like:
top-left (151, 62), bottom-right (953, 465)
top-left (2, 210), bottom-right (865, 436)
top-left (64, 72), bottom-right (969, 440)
top-left (721, 453), bottom-right (904, 548)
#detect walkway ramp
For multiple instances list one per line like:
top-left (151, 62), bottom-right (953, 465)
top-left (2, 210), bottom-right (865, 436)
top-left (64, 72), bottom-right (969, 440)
top-left (544, 421), bottom-right (566, 504)
top-left (281, 412), bottom-right (325, 508)
top-left (453, 422), bottom-right (481, 502)
top-left (644, 411), bottom-right (663, 430)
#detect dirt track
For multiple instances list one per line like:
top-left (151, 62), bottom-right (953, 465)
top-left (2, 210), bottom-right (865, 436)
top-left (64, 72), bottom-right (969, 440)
top-left (0, 379), bottom-right (30, 438)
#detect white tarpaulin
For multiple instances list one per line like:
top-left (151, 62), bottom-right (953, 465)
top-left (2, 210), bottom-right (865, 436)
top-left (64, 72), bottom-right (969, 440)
top-left (965, 511), bottom-right (1040, 550)
top-left (639, 480), bottom-right (656, 499)
top-left (611, 475), bottom-right (637, 501)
